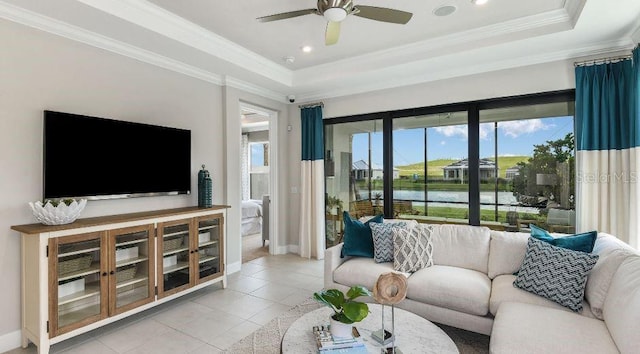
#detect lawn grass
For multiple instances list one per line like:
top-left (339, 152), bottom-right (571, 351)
top-left (395, 155), bottom-right (530, 178)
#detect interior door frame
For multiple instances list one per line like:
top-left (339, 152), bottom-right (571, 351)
top-left (240, 102), bottom-right (279, 256)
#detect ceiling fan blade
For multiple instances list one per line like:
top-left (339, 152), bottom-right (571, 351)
top-left (257, 9), bottom-right (318, 23)
top-left (325, 21), bottom-right (341, 46)
top-left (353, 6), bottom-right (413, 24)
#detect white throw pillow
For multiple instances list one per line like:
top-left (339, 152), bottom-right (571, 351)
top-left (392, 224), bottom-right (434, 273)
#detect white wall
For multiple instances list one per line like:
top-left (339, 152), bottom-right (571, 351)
top-left (286, 59), bottom-right (576, 246)
top-left (0, 18), bottom-right (225, 348)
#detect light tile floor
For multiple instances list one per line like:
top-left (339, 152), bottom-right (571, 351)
top-left (6, 254), bottom-right (323, 354)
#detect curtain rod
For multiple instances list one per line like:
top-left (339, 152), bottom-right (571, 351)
top-left (298, 102), bottom-right (324, 109)
top-left (574, 54), bottom-right (632, 67)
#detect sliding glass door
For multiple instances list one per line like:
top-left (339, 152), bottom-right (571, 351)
top-left (324, 119), bottom-right (383, 247)
top-left (479, 102), bottom-right (575, 232)
top-left (392, 112), bottom-right (469, 222)
top-left (323, 91), bottom-right (576, 247)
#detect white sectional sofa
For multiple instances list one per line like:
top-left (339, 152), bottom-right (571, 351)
top-left (324, 224), bottom-right (640, 354)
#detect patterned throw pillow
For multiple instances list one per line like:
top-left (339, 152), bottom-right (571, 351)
top-left (370, 222), bottom-right (407, 263)
top-left (392, 224), bottom-right (434, 273)
top-left (513, 238), bottom-right (599, 312)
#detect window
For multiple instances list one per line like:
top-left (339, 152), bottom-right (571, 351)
top-left (479, 102), bottom-right (575, 231)
top-left (392, 112), bottom-right (469, 222)
top-left (323, 91), bottom-right (575, 246)
top-left (324, 120), bottom-right (383, 247)
top-left (249, 142), bottom-right (269, 199)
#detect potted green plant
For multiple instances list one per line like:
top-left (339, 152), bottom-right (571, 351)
top-left (314, 285), bottom-right (372, 338)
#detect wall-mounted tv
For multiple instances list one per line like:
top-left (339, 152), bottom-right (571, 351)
top-left (44, 111), bottom-right (191, 200)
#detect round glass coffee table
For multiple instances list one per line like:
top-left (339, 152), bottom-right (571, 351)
top-left (281, 304), bottom-right (459, 353)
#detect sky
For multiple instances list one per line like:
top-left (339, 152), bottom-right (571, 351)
top-left (352, 116), bottom-right (574, 166)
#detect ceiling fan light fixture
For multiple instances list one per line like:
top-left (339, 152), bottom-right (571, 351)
top-left (324, 7), bottom-right (348, 22)
top-left (471, 0), bottom-right (489, 5)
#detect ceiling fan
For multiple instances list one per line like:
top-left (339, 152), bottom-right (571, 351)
top-left (257, 0), bottom-right (413, 45)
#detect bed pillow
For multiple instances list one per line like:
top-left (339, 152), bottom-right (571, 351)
top-left (341, 211), bottom-right (383, 258)
top-left (370, 221), bottom-right (411, 263)
top-left (530, 224), bottom-right (597, 253)
top-left (513, 237), bottom-right (599, 312)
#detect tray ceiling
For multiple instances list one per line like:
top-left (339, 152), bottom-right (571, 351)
top-left (1, 0), bottom-right (639, 102)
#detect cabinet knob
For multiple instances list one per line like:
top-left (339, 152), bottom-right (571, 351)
top-left (110, 270), bottom-right (115, 275)
top-left (102, 272), bottom-right (107, 277)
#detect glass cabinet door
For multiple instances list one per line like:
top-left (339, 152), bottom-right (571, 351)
top-left (49, 232), bottom-right (107, 337)
top-left (195, 215), bottom-right (223, 283)
top-left (157, 220), bottom-right (192, 298)
top-left (109, 225), bottom-right (154, 315)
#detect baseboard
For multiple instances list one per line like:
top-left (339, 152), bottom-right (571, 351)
top-left (0, 330), bottom-right (22, 353)
top-left (227, 261), bottom-right (241, 274)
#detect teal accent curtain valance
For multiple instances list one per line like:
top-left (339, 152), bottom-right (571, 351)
top-left (301, 106), bottom-right (324, 161)
top-left (575, 53), bottom-right (638, 151)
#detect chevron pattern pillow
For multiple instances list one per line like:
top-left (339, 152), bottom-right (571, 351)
top-left (513, 238), bottom-right (599, 312)
top-left (392, 224), bottom-right (434, 273)
top-left (370, 222), bottom-right (407, 263)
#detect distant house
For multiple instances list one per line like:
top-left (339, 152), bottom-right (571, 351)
top-left (352, 160), bottom-right (399, 180)
top-left (443, 158), bottom-right (498, 181)
top-left (505, 166), bottom-right (521, 180)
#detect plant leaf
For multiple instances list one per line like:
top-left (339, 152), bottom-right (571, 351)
top-left (343, 302), bottom-right (369, 323)
top-left (314, 289), bottom-right (345, 311)
top-left (346, 285), bottom-right (372, 300)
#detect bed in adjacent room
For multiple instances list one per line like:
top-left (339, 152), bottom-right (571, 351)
top-left (241, 199), bottom-right (262, 237)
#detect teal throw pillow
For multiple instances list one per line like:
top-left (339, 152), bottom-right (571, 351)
top-left (341, 211), bottom-right (383, 258)
top-left (530, 224), bottom-right (597, 253)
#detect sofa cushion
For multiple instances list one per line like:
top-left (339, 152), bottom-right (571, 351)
top-left (371, 221), bottom-right (414, 263)
top-left (593, 232), bottom-right (637, 254)
top-left (393, 223), bottom-right (434, 273)
top-left (490, 302), bottom-right (618, 354)
top-left (585, 248), bottom-right (634, 319)
top-left (333, 258), bottom-right (408, 290)
top-left (341, 212), bottom-right (383, 258)
top-left (602, 255), bottom-right (640, 354)
top-left (430, 224), bottom-right (491, 274)
top-left (530, 224), bottom-right (597, 253)
top-left (488, 231), bottom-right (529, 279)
top-left (513, 238), bottom-right (598, 312)
top-left (407, 265), bottom-right (490, 316)
top-left (490, 274), bottom-right (595, 318)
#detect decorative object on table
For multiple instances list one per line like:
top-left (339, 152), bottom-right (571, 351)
top-left (372, 272), bottom-right (409, 353)
top-left (29, 198), bottom-right (87, 225)
top-left (313, 285), bottom-right (372, 339)
top-left (313, 324), bottom-right (364, 352)
top-left (198, 164), bottom-right (212, 208)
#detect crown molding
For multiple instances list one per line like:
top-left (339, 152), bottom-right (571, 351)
top-left (295, 5), bottom-right (579, 81)
top-left (564, 0), bottom-right (587, 27)
top-left (295, 39), bottom-right (634, 102)
top-left (0, 1), bottom-right (225, 85)
top-left (75, 0), bottom-right (293, 86)
top-left (223, 76), bottom-right (287, 103)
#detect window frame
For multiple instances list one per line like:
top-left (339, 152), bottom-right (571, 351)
top-left (323, 89), bottom-right (576, 225)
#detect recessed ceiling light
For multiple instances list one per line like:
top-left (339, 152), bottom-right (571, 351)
top-left (472, 0), bottom-right (489, 5)
top-left (433, 5), bottom-right (457, 17)
top-left (302, 46), bottom-right (313, 53)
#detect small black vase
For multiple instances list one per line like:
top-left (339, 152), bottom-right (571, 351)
top-left (198, 165), bottom-right (212, 208)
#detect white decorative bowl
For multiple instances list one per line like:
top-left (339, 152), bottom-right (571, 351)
top-left (29, 199), bottom-right (87, 225)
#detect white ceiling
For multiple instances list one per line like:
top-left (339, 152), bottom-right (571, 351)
top-left (1, 0), bottom-right (639, 103)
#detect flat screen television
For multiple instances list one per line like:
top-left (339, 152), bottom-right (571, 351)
top-left (44, 111), bottom-right (191, 200)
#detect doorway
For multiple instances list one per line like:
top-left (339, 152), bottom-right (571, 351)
top-left (240, 104), bottom-right (273, 262)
